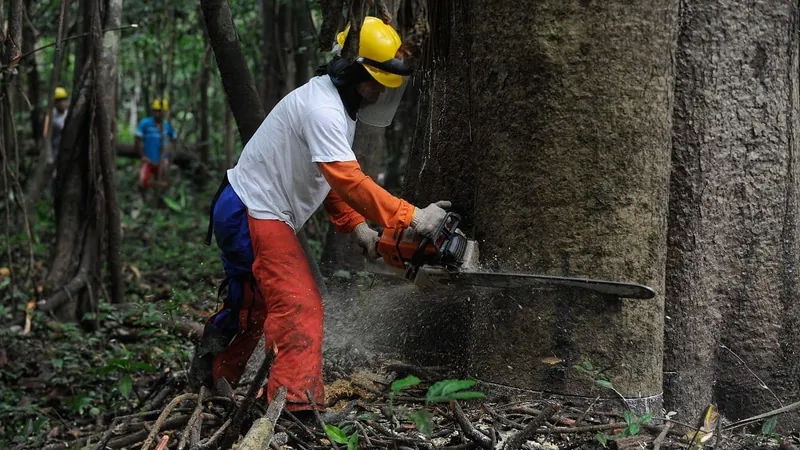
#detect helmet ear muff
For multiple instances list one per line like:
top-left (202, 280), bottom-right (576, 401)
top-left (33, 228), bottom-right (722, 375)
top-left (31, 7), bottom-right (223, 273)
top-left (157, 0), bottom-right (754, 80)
top-left (327, 57), bottom-right (372, 87)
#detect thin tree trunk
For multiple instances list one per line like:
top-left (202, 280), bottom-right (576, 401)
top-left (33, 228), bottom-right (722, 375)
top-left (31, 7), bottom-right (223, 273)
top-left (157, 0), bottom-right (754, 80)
top-left (92, 0), bottom-right (123, 304)
top-left (22, 0), bottom-right (41, 147)
top-left (24, 0), bottom-right (67, 212)
top-left (200, 0), bottom-right (265, 143)
top-left (261, 0), bottom-right (281, 112)
top-left (223, 101), bottom-right (233, 170)
top-left (198, 5), bottom-right (210, 166)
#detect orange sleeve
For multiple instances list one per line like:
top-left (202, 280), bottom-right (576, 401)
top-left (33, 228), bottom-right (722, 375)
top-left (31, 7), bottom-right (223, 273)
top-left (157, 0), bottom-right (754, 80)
top-left (318, 161), bottom-right (416, 229)
top-left (323, 189), bottom-right (365, 234)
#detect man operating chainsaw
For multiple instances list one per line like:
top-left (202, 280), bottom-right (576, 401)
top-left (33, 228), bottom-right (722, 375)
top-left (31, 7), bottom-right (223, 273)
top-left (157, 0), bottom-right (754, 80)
top-left (189, 16), bottom-right (451, 418)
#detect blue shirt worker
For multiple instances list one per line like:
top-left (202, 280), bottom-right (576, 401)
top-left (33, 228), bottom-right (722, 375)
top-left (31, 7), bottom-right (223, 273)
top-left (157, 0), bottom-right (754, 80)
top-left (135, 98), bottom-right (176, 190)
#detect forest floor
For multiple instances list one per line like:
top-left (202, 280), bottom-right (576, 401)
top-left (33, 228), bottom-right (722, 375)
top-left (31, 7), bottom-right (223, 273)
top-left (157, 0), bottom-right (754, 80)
top-left (0, 160), bottom-right (795, 449)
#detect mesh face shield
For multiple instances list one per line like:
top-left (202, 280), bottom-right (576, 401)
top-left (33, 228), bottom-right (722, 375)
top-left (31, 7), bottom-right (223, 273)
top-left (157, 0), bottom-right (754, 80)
top-left (355, 56), bottom-right (412, 127)
top-left (357, 77), bottom-right (410, 127)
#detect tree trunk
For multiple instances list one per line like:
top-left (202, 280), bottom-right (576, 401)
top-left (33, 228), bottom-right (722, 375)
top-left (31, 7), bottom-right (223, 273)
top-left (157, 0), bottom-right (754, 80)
top-left (92, 0), bottom-right (123, 304)
top-left (198, 4), bottom-right (210, 166)
top-left (664, 0), bottom-right (800, 426)
top-left (23, 0), bottom-right (68, 211)
top-left (223, 100), bottom-right (234, 170)
top-left (260, 0), bottom-right (281, 112)
top-left (42, 62), bottom-right (99, 322)
top-left (41, 0), bottom-right (121, 323)
top-left (22, 0), bottom-right (41, 147)
top-left (404, 1), bottom-right (677, 410)
top-left (200, 0), bottom-right (265, 143)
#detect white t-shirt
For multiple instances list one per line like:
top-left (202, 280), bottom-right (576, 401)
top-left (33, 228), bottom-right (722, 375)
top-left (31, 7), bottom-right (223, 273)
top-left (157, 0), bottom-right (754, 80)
top-left (227, 75), bottom-right (357, 231)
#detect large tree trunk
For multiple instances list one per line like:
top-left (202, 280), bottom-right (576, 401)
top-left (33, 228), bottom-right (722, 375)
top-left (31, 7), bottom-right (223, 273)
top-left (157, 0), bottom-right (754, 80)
top-left (39, 0), bottom-right (122, 322)
top-left (403, 1), bottom-right (677, 410)
top-left (664, 0), bottom-right (800, 426)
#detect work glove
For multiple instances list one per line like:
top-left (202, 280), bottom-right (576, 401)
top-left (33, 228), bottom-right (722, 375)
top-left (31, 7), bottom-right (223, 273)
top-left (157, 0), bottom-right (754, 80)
top-left (353, 222), bottom-right (380, 260)
top-left (411, 200), bottom-right (452, 239)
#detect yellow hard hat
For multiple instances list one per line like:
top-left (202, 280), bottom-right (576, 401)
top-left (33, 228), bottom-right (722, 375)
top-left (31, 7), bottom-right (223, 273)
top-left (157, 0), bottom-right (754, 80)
top-left (151, 98), bottom-right (169, 111)
top-left (336, 17), bottom-right (411, 88)
top-left (54, 87), bottom-right (68, 100)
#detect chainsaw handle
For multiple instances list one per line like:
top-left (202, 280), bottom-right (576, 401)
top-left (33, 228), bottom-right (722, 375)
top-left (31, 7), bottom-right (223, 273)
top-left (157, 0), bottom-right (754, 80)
top-left (408, 212), bottom-right (461, 272)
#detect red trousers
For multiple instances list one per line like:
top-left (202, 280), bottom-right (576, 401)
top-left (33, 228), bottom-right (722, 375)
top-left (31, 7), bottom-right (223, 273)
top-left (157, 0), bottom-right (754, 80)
top-left (212, 218), bottom-right (325, 411)
top-left (138, 161), bottom-right (168, 189)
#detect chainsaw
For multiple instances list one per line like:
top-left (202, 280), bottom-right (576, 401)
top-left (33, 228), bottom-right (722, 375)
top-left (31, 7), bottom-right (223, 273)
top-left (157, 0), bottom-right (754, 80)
top-left (367, 212), bottom-right (656, 300)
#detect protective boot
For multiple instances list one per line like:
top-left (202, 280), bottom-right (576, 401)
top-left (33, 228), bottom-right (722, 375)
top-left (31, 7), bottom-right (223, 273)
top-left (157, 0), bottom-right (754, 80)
top-left (188, 320), bottom-right (237, 391)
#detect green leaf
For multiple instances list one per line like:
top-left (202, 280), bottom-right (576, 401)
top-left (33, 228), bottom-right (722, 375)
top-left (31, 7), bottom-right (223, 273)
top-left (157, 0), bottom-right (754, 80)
top-left (162, 196), bottom-right (182, 212)
top-left (51, 359), bottom-right (64, 371)
top-left (118, 375), bottom-right (133, 399)
top-left (347, 432), bottom-right (359, 450)
top-left (130, 362), bottom-right (157, 372)
top-left (324, 425), bottom-right (348, 444)
top-left (426, 380), bottom-right (449, 401)
top-left (441, 379), bottom-right (477, 396)
top-left (627, 422), bottom-right (640, 436)
top-left (391, 375), bottom-right (421, 393)
top-left (623, 411), bottom-right (634, 426)
top-left (595, 432), bottom-right (608, 447)
top-left (638, 412), bottom-right (653, 424)
top-left (762, 418), bottom-right (777, 436)
top-left (409, 410), bottom-right (433, 435)
top-left (448, 391), bottom-right (486, 401)
top-left (596, 379), bottom-right (615, 390)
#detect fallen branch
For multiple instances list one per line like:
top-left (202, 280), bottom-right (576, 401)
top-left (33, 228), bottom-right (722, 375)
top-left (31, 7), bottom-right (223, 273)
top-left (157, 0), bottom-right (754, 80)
top-left (140, 393), bottom-right (198, 450)
top-left (652, 422), bottom-right (672, 450)
top-left (178, 386), bottom-right (208, 450)
top-left (453, 401), bottom-right (493, 450)
top-left (503, 403), bottom-right (556, 450)
top-left (238, 387), bottom-right (288, 450)
top-left (722, 398), bottom-right (800, 431)
top-left (106, 415), bottom-right (194, 449)
top-left (610, 435), bottom-right (653, 450)
top-left (195, 418), bottom-right (230, 450)
top-left (221, 344), bottom-right (277, 448)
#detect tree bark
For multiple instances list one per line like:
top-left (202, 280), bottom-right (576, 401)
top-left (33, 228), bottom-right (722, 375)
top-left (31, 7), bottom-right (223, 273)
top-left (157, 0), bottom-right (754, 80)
top-left (404, 0), bottom-right (677, 410)
top-left (198, 8), bottom-right (210, 166)
top-left (23, 0), bottom-right (67, 212)
top-left (22, 0), bottom-right (41, 146)
top-left (664, 0), bottom-right (800, 426)
top-left (199, 0), bottom-right (265, 143)
top-left (223, 101), bottom-right (234, 170)
top-left (92, 0), bottom-right (123, 304)
top-left (260, 0), bottom-right (281, 112)
top-left (45, 61), bottom-right (96, 321)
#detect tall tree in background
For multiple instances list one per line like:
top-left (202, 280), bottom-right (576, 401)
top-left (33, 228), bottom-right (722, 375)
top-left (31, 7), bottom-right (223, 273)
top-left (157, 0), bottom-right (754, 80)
top-left (403, 1), bottom-right (678, 406)
top-left (37, 0), bottom-right (124, 321)
top-left (665, 0), bottom-right (800, 424)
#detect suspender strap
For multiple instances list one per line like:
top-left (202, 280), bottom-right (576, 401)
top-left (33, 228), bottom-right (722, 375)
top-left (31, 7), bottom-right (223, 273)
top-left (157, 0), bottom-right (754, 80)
top-left (205, 174), bottom-right (230, 246)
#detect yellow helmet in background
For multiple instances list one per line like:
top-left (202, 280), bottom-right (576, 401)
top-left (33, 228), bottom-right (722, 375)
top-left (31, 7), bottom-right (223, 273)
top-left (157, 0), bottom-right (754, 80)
top-left (336, 17), bottom-right (410, 88)
top-left (151, 98), bottom-right (169, 111)
top-left (54, 87), bottom-right (68, 100)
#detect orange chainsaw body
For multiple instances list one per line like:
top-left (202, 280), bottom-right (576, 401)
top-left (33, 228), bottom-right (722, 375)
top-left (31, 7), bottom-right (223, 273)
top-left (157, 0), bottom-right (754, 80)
top-left (376, 226), bottom-right (439, 270)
